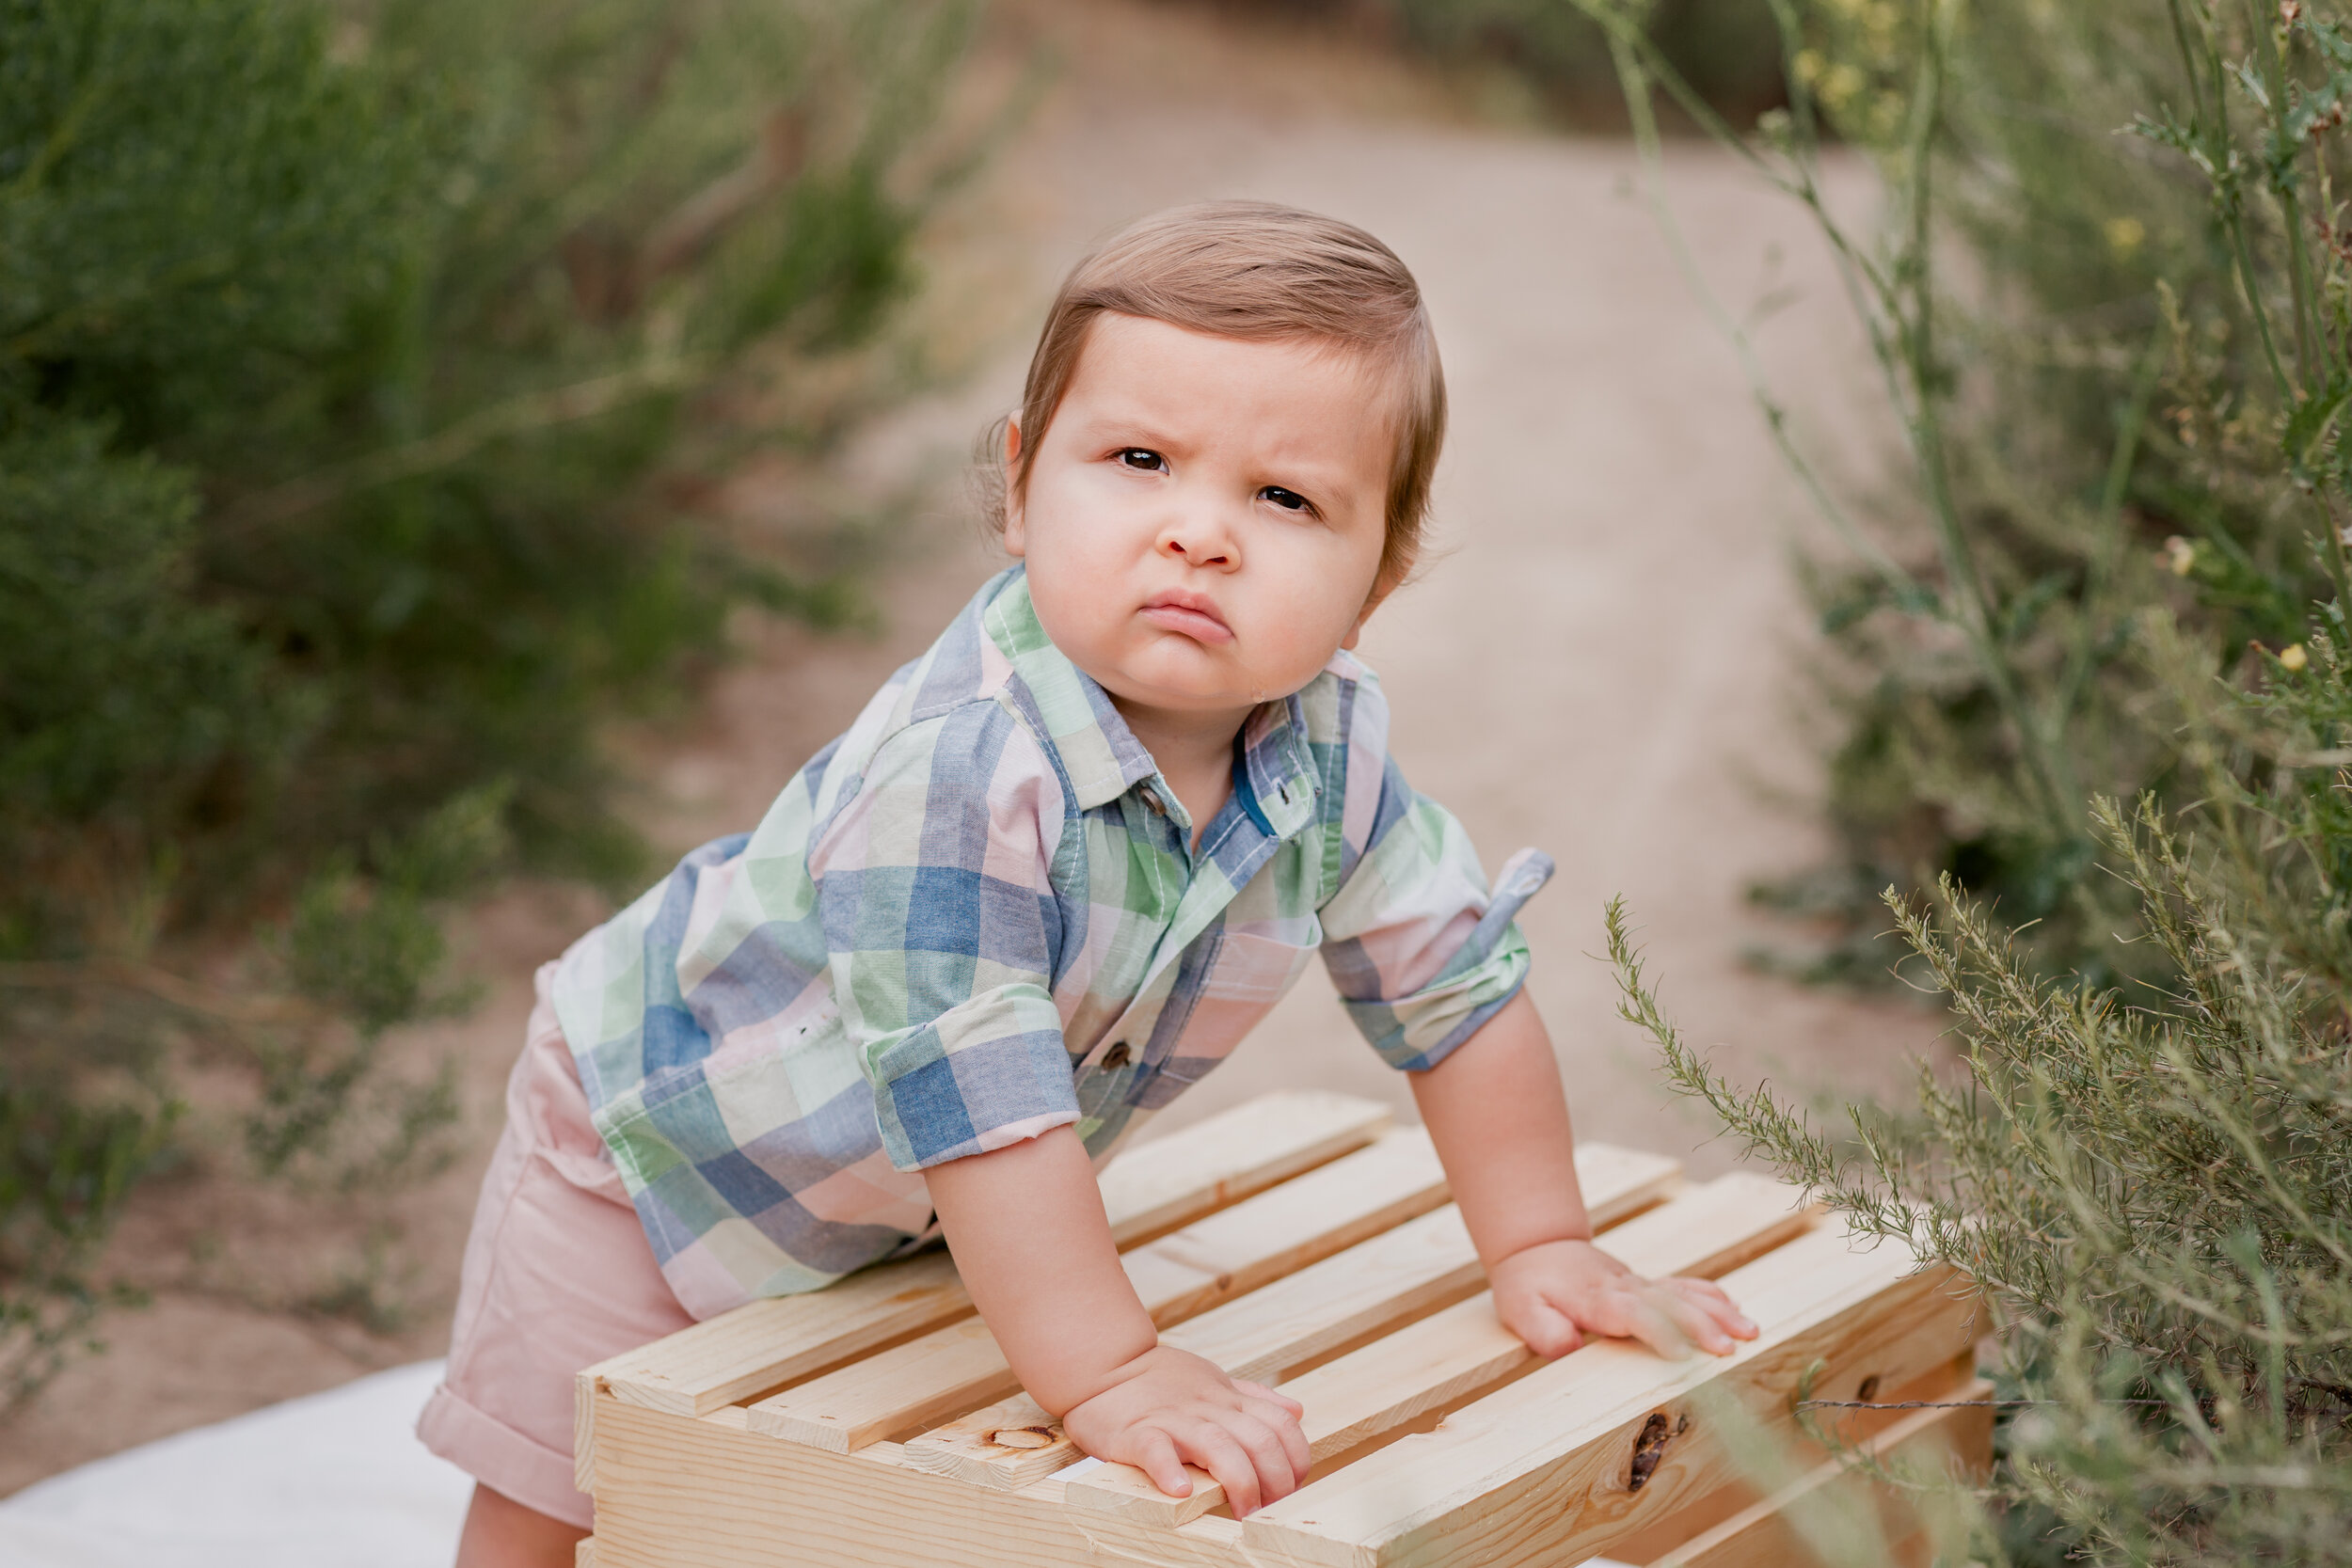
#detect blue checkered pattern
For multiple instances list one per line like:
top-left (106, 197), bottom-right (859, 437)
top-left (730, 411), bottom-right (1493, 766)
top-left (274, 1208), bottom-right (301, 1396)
top-left (551, 567), bottom-right (1550, 1318)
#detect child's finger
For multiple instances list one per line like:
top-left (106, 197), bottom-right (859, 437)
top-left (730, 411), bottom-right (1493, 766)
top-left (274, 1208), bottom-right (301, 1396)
top-left (1223, 1410), bottom-right (1303, 1504)
top-left (1647, 1286), bottom-right (1736, 1355)
top-left (1661, 1275), bottom-right (1736, 1310)
top-left (1239, 1392), bottom-right (1312, 1480)
top-left (1133, 1429), bottom-right (1194, 1497)
top-left (1613, 1289), bottom-right (1697, 1360)
top-left (1182, 1421), bottom-right (1265, 1516)
top-left (1662, 1276), bottom-right (1758, 1338)
top-left (1234, 1377), bottom-right (1304, 1419)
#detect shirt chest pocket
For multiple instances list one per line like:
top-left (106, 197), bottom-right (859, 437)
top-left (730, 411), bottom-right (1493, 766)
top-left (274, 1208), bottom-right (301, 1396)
top-left (1080, 907), bottom-right (1323, 1104)
top-left (1200, 925), bottom-right (1320, 1005)
top-left (1140, 916), bottom-right (1321, 1092)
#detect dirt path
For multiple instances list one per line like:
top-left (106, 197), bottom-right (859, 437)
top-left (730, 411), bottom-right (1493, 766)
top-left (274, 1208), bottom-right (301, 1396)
top-left (0, 0), bottom-right (1934, 1494)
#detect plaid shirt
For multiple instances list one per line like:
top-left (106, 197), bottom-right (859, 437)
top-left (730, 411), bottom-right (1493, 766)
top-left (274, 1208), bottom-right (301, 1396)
top-left (553, 567), bottom-right (1551, 1319)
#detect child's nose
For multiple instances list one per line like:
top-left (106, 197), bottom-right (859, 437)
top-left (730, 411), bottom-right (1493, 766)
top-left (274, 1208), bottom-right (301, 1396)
top-left (1158, 508), bottom-right (1238, 568)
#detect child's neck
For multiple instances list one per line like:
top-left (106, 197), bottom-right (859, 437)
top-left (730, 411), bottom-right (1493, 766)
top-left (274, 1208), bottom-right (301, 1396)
top-left (1108, 697), bottom-right (1255, 850)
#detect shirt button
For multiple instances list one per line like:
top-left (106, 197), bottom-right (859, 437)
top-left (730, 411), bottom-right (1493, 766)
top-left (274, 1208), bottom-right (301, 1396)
top-left (1137, 786), bottom-right (1165, 815)
top-left (1101, 1041), bottom-right (1132, 1069)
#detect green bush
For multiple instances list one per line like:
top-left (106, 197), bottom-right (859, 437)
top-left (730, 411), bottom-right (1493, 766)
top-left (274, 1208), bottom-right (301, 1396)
top-left (1225, 0), bottom-right (1786, 123)
top-left (0, 0), bottom-right (979, 1398)
top-left (1386, 0), bottom-right (1788, 122)
top-left (1692, 0), bottom-right (2334, 988)
top-left (1581, 0), bottom-right (2352, 1560)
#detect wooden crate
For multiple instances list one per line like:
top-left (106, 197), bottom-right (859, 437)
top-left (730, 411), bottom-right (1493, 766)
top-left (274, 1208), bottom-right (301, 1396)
top-left (576, 1091), bottom-right (1989, 1568)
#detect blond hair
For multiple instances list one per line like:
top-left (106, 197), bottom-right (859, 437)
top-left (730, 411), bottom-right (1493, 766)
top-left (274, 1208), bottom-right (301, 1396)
top-left (989, 200), bottom-right (1446, 588)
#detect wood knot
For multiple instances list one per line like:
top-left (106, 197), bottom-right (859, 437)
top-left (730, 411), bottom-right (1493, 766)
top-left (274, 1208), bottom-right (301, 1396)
top-left (988, 1426), bottom-right (1058, 1449)
top-left (1856, 1374), bottom-right (1882, 1403)
top-left (1627, 1411), bottom-right (1690, 1493)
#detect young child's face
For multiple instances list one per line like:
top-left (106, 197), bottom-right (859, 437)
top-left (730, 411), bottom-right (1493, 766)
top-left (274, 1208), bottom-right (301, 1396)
top-left (1004, 313), bottom-right (1398, 727)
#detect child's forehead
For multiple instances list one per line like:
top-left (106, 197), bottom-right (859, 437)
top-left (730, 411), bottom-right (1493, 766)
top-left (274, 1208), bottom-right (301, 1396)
top-left (1064, 313), bottom-right (1401, 436)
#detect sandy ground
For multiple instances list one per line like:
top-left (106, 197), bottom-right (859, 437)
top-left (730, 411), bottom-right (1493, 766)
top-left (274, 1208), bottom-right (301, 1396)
top-left (0, 0), bottom-right (1940, 1496)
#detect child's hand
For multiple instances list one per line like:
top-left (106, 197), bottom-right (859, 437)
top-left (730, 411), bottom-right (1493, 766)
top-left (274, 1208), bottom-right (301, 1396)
top-left (1058, 1344), bottom-right (1311, 1516)
top-left (1488, 1238), bottom-right (1758, 1361)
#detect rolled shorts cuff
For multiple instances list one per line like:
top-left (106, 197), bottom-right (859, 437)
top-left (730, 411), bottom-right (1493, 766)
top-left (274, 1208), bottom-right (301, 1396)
top-left (416, 1378), bottom-right (593, 1530)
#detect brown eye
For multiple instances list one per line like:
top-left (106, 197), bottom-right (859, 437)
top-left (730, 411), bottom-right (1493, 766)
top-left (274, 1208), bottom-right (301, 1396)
top-left (1260, 485), bottom-right (1311, 513)
top-left (1117, 448), bottom-right (1168, 472)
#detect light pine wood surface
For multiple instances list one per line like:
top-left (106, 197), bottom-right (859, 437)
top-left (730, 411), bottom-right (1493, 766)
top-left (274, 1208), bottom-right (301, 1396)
top-left (578, 1095), bottom-right (1990, 1568)
top-left (901, 1142), bottom-right (1682, 1491)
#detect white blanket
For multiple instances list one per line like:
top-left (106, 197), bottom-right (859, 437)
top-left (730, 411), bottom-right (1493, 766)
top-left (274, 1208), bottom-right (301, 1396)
top-left (0, 1361), bottom-right (469, 1568)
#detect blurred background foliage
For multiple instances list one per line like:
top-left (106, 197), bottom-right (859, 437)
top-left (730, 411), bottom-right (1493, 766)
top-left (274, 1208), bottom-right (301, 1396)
top-left (1580, 0), bottom-right (2352, 1560)
top-left (1744, 0), bottom-right (2349, 993)
top-left (0, 0), bottom-right (987, 1399)
top-left (1240, 0), bottom-right (1789, 126)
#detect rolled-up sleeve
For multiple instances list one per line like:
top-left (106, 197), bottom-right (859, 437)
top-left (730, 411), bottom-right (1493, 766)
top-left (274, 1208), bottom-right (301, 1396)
top-left (811, 701), bottom-right (1079, 1170)
top-left (1316, 679), bottom-right (1553, 1071)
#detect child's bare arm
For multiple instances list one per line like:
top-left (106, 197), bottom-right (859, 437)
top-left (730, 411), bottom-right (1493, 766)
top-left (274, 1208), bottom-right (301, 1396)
top-left (923, 1128), bottom-right (1309, 1513)
top-left (1409, 990), bottom-right (1758, 1359)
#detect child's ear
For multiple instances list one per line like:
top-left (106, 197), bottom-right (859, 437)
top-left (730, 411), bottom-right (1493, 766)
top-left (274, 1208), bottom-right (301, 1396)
top-left (1000, 412), bottom-right (1027, 558)
top-left (1340, 559), bottom-right (1406, 651)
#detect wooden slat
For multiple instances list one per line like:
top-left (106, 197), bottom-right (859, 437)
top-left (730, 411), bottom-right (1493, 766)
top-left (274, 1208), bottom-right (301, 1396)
top-left (576, 1354), bottom-right (599, 1492)
top-left (1095, 1091), bottom-right (1396, 1246)
top-left (584, 1372), bottom-right (1989, 1568)
top-left (906, 1145), bottom-right (1687, 1493)
top-left (588, 1251), bottom-right (963, 1423)
top-left (1595, 1348), bottom-right (1977, 1568)
top-left (578, 1091), bottom-right (1391, 1426)
top-left (1131, 1124), bottom-right (1445, 1322)
top-left (1237, 1223), bottom-right (1983, 1568)
top-left (1182, 1144), bottom-right (1688, 1386)
top-left (744, 1127), bottom-right (1449, 1451)
top-left (590, 1393), bottom-right (1242, 1568)
top-left (575, 1538), bottom-right (596, 1567)
top-left (1647, 1382), bottom-right (1994, 1568)
top-left (1064, 1173), bottom-right (1811, 1525)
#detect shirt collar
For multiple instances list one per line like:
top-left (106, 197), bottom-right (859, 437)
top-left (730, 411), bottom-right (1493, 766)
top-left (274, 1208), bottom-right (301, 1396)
top-left (1234, 691), bottom-right (1318, 841)
top-left (980, 567), bottom-right (1319, 832)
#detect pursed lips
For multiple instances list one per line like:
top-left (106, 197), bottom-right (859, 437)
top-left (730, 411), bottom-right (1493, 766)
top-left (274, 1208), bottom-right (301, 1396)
top-left (1139, 590), bottom-right (1234, 644)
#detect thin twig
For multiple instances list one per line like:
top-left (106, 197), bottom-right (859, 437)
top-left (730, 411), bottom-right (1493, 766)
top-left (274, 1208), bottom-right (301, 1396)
top-left (1797, 1397), bottom-right (2171, 1409)
top-left (214, 352), bottom-right (710, 533)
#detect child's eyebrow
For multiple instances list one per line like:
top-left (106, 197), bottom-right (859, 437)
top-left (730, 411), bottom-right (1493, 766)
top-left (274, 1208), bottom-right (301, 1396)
top-left (1246, 447), bottom-right (1372, 502)
top-left (1063, 404), bottom-right (1184, 451)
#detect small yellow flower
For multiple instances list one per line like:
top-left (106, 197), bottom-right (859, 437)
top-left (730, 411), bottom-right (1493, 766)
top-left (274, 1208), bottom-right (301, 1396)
top-left (2162, 536), bottom-right (2197, 576)
top-left (1821, 62), bottom-right (1867, 111)
top-left (1792, 49), bottom-right (1825, 86)
top-left (2280, 642), bottom-right (2310, 672)
top-left (2104, 215), bottom-right (2146, 260)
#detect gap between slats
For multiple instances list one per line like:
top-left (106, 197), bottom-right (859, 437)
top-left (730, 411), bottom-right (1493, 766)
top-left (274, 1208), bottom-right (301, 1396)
top-left (1236, 1227), bottom-right (1986, 1568)
top-left (895, 1143), bottom-right (1686, 1492)
top-left (580, 1089), bottom-right (1394, 1425)
top-left (741, 1126), bottom-right (1454, 1452)
top-left (1060, 1173), bottom-right (1816, 1526)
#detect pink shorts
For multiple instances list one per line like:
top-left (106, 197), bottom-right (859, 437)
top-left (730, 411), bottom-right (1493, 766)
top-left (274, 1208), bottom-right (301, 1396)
top-left (417, 962), bottom-right (691, 1528)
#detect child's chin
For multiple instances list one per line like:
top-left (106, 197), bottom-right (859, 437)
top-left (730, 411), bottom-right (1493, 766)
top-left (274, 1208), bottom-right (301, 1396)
top-left (1107, 673), bottom-right (1257, 715)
